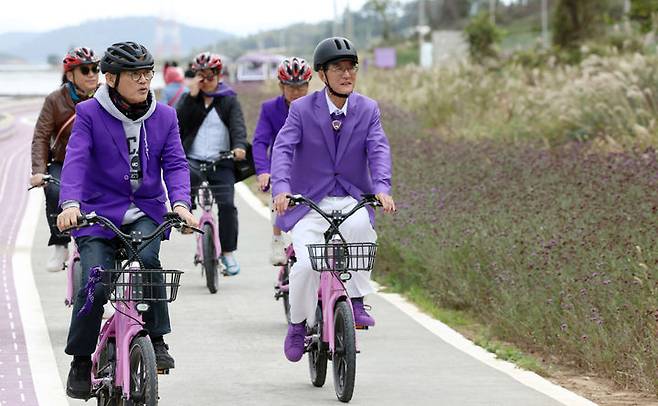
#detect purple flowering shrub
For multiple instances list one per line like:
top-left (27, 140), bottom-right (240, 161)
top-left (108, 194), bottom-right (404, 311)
top-left (376, 102), bottom-right (658, 391)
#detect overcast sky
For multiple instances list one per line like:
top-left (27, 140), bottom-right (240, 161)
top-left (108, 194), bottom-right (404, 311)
top-left (2, 0), bottom-right (377, 36)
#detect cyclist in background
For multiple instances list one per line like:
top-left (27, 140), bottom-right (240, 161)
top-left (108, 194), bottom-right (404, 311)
top-left (30, 47), bottom-right (100, 272)
top-left (160, 64), bottom-right (187, 107)
top-left (271, 37), bottom-right (395, 362)
top-left (56, 41), bottom-right (197, 399)
top-left (252, 57), bottom-right (312, 265)
top-left (176, 52), bottom-right (247, 276)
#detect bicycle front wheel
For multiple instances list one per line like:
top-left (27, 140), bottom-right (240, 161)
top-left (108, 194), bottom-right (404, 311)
top-left (119, 336), bottom-right (158, 406)
top-left (202, 223), bottom-right (219, 294)
top-left (333, 300), bottom-right (356, 403)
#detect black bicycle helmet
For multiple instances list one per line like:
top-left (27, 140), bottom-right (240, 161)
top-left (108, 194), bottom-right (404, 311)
top-left (100, 41), bottom-right (154, 74)
top-left (313, 37), bottom-right (358, 72)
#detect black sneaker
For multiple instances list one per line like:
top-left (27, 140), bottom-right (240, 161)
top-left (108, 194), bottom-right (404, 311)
top-left (153, 340), bottom-right (175, 369)
top-left (66, 360), bottom-right (92, 399)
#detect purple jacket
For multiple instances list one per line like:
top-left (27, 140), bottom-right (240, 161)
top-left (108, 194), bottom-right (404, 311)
top-left (271, 90), bottom-right (392, 232)
top-left (59, 99), bottom-right (191, 239)
top-left (252, 95), bottom-right (288, 175)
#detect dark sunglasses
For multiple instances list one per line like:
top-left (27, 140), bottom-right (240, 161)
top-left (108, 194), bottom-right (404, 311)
top-left (196, 71), bottom-right (217, 81)
top-left (79, 65), bottom-right (99, 75)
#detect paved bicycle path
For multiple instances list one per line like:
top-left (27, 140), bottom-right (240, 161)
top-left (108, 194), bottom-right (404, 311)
top-left (0, 99), bottom-right (45, 406)
top-left (30, 197), bottom-right (582, 406)
top-left (6, 97), bottom-right (595, 405)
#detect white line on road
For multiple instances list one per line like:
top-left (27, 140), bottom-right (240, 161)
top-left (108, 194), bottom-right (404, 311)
top-left (12, 190), bottom-right (68, 406)
top-left (234, 182), bottom-right (598, 406)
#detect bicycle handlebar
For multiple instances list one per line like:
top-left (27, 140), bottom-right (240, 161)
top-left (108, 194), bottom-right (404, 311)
top-left (71, 212), bottom-right (203, 242)
top-left (287, 194), bottom-right (382, 227)
top-left (27, 174), bottom-right (60, 191)
top-left (197, 151), bottom-right (235, 169)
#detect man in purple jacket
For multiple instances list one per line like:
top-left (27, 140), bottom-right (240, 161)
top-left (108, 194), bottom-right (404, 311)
top-left (56, 42), bottom-right (197, 399)
top-left (272, 37), bottom-right (396, 362)
top-left (253, 57), bottom-right (312, 265)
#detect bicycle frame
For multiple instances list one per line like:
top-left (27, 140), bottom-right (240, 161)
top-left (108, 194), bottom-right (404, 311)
top-left (194, 181), bottom-right (221, 266)
top-left (276, 245), bottom-right (295, 295)
top-left (69, 212), bottom-right (198, 402)
top-left (64, 242), bottom-right (80, 306)
top-left (91, 260), bottom-right (146, 400)
top-left (290, 195), bottom-right (380, 355)
top-left (318, 260), bottom-right (355, 354)
top-left (192, 154), bottom-right (232, 269)
top-left (26, 174), bottom-right (80, 306)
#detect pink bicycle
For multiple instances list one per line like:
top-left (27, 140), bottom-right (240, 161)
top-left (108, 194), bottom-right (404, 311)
top-left (191, 151), bottom-right (233, 294)
top-left (274, 244), bottom-right (294, 323)
top-left (27, 174), bottom-right (83, 306)
top-left (287, 194), bottom-right (381, 403)
top-left (73, 212), bottom-right (200, 405)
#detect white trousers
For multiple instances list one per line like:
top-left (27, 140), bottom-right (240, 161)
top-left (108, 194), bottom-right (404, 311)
top-left (289, 196), bottom-right (377, 325)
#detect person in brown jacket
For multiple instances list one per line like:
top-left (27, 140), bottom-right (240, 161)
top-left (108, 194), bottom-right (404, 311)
top-left (30, 47), bottom-right (100, 272)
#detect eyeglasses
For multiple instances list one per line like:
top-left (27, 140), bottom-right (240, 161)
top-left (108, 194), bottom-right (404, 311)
top-left (127, 70), bottom-right (155, 82)
top-left (327, 64), bottom-right (359, 75)
top-left (79, 65), bottom-right (99, 75)
top-left (196, 72), bottom-right (217, 81)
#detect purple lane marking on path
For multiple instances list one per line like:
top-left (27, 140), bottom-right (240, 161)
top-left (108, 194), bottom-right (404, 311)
top-left (0, 102), bottom-right (42, 405)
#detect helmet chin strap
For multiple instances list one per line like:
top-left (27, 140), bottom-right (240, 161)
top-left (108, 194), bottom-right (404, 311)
top-left (323, 77), bottom-right (350, 99)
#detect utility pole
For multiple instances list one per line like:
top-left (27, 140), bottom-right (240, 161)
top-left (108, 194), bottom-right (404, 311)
top-left (419, 0), bottom-right (425, 66)
top-left (345, 1), bottom-right (354, 40)
top-left (541, 0), bottom-right (549, 48)
top-left (333, 0), bottom-right (339, 36)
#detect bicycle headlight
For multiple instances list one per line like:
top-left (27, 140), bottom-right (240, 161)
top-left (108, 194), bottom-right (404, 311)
top-left (136, 302), bottom-right (150, 312)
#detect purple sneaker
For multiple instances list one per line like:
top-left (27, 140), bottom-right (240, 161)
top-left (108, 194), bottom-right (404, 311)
top-left (352, 297), bottom-right (375, 327)
top-left (284, 322), bottom-right (306, 362)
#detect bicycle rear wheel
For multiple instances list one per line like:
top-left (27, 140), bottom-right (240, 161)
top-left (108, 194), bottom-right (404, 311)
top-left (281, 262), bottom-right (291, 324)
top-left (202, 223), bottom-right (219, 294)
top-left (308, 304), bottom-right (327, 387)
top-left (118, 336), bottom-right (158, 406)
top-left (333, 300), bottom-right (356, 402)
top-left (96, 339), bottom-right (117, 405)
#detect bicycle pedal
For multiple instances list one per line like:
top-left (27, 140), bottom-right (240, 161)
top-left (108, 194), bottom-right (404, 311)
top-left (355, 325), bottom-right (369, 330)
top-left (157, 369), bottom-right (170, 375)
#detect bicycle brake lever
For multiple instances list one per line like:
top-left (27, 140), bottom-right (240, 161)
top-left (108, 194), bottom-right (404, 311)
top-left (188, 226), bottom-right (204, 234)
top-left (287, 194), bottom-right (303, 207)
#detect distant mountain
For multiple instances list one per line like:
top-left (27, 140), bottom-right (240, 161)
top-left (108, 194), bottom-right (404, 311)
top-left (0, 17), bottom-right (233, 64)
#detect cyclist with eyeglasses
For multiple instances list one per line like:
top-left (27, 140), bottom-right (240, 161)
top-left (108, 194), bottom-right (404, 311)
top-left (271, 37), bottom-right (396, 362)
top-left (30, 47), bottom-right (100, 272)
top-left (56, 41), bottom-right (197, 399)
top-left (253, 57), bottom-right (312, 265)
top-left (176, 52), bottom-right (248, 276)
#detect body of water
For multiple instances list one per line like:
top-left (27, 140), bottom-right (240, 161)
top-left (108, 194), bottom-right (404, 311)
top-left (0, 67), bottom-right (165, 96)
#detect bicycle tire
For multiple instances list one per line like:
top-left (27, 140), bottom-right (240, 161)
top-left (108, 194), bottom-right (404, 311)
top-left (281, 262), bottom-right (291, 324)
top-left (308, 304), bottom-right (327, 387)
top-left (202, 223), bottom-right (218, 294)
top-left (333, 300), bottom-right (356, 402)
top-left (96, 339), bottom-right (118, 405)
top-left (117, 336), bottom-right (158, 406)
